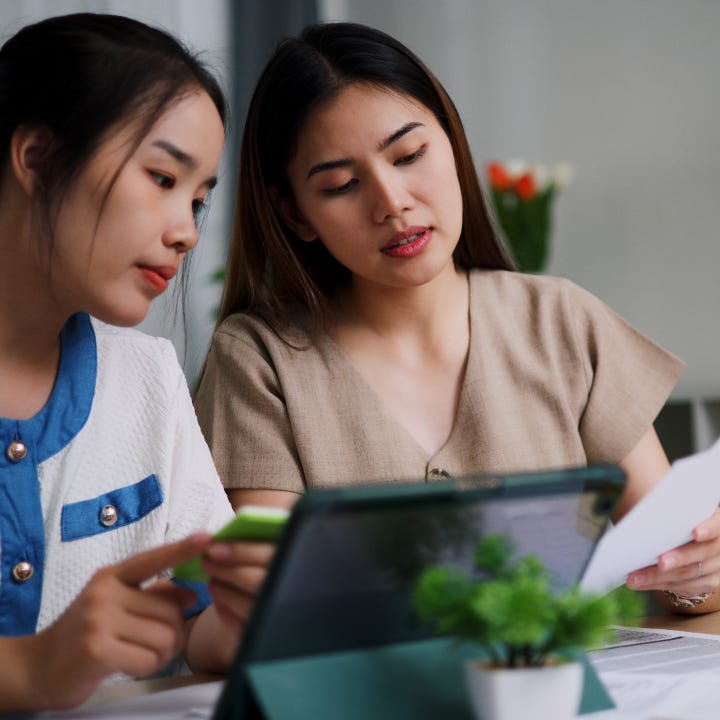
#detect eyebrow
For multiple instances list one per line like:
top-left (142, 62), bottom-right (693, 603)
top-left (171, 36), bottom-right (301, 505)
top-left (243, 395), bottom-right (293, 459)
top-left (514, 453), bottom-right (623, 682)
top-left (306, 121), bottom-right (425, 179)
top-left (152, 139), bottom-right (217, 189)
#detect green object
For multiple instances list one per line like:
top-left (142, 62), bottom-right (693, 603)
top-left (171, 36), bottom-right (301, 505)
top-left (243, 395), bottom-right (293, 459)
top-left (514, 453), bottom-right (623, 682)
top-left (413, 533), bottom-right (644, 669)
top-left (491, 186), bottom-right (554, 273)
top-left (241, 638), bottom-right (612, 719)
top-left (174, 506), bottom-right (289, 583)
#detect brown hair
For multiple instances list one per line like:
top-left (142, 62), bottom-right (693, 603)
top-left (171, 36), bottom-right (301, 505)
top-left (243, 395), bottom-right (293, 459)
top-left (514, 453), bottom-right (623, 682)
top-left (218, 21), bottom-right (512, 330)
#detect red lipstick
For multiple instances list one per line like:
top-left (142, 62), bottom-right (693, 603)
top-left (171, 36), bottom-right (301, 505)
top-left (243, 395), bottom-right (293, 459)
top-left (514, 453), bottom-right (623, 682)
top-left (380, 227), bottom-right (432, 258)
top-left (138, 265), bottom-right (176, 293)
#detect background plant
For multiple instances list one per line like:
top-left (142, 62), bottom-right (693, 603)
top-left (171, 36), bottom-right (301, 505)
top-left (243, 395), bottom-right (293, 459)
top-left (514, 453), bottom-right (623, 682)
top-left (413, 532), bottom-right (643, 668)
top-left (486, 161), bottom-right (573, 274)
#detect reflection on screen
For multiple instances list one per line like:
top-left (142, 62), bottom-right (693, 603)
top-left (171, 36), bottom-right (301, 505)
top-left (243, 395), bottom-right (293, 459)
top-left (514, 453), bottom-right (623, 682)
top-left (243, 474), bottom-right (621, 663)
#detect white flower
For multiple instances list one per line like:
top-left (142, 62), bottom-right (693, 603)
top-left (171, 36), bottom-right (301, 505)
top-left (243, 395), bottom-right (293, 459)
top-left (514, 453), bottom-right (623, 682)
top-left (504, 158), bottom-right (530, 180)
top-left (552, 163), bottom-right (575, 189)
top-left (528, 163), bottom-right (552, 192)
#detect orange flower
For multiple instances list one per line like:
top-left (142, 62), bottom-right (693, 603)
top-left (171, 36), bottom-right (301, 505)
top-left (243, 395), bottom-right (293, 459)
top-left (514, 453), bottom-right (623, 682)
top-left (515, 172), bottom-right (536, 200)
top-left (486, 162), bottom-right (513, 191)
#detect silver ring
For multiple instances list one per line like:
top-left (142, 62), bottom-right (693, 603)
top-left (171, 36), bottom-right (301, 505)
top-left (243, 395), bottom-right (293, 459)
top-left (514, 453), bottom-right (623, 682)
top-left (696, 561), bottom-right (703, 579)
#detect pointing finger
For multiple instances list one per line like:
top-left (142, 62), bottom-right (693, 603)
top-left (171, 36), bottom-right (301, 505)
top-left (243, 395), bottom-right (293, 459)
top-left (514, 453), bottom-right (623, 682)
top-left (115, 533), bottom-right (212, 586)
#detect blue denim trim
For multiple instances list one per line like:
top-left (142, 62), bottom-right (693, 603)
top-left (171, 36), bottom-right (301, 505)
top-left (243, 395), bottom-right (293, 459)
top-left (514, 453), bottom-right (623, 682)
top-left (0, 313), bottom-right (96, 635)
top-left (172, 578), bottom-right (214, 618)
top-left (61, 474), bottom-right (164, 542)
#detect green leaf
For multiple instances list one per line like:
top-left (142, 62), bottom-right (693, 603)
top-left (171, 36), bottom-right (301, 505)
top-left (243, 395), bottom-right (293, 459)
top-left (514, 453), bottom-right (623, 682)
top-left (412, 532), bottom-right (642, 667)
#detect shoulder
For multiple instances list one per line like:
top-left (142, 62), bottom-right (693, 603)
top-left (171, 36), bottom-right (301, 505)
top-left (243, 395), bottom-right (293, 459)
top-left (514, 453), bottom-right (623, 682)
top-left (90, 317), bottom-right (182, 384)
top-left (468, 269), bottom-right (604, 331)
top-left (469, 268), bottom-right (592, 306)
top-left (212, 310), bottom-right (313, 360)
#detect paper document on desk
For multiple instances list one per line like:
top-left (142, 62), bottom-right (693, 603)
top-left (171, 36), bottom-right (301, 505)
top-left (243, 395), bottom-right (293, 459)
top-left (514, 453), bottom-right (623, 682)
top-left (588, 626), bottom-right (720, 717)
top-left (580, 438), bottom-right (720, 594)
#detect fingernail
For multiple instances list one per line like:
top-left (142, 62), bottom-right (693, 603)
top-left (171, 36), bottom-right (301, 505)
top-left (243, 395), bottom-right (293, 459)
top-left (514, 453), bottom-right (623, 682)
top-left (628, 573), bottom-right (646, 588)
top-left (696, 527), bottom-right (710, 541)
top-left (207, 543), bottom-right (231, 560)
top-left (661, 557), bottom-right (677, 571)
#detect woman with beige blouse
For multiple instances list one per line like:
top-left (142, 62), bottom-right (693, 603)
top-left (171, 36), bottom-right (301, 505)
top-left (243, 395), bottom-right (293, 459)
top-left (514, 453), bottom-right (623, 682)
top-left (194, 22), bottom-right (720, 613)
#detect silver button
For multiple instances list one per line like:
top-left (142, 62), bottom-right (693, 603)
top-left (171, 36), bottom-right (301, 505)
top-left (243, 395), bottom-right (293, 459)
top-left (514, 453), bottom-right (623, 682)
top-left (427, 467), bottom-right (450, 481)
top-left (100, 505), bottom-right (118, 527)
top-left (6, 440), bottom-right (27, 462)
top-left (12, 561), bottom-right (33, 582)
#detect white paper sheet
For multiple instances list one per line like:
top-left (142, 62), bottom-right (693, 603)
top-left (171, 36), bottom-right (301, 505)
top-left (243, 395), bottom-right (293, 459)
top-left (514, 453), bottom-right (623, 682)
top-left (580, 438), bottom-right (720, 593)
top-left (584, 626), bottom-right (720, 719)
top-left (35, 681), bottom-right (223, 720)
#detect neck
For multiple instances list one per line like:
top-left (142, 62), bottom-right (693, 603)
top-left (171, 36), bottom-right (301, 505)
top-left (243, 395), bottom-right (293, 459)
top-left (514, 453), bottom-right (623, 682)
top-left (336, 263), bottom-right (469, 346)
top-left (0, 188), bottom-right (69, 375)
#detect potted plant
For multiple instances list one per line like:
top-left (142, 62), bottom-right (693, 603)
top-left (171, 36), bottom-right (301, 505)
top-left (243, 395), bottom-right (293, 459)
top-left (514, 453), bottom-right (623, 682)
top-left (413, 533), bottom-right (642, 720)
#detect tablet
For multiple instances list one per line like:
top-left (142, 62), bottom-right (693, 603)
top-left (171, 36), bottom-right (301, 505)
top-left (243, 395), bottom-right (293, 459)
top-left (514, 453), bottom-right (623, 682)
top-left (211, 464), bottom-right (625, 720)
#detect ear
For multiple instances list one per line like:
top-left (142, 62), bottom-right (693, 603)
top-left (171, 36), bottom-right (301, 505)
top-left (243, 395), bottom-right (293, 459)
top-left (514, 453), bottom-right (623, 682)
top-left (9, 124), bottom-right (55, 196)
top-left (270, 187), bottom-right (318, 243)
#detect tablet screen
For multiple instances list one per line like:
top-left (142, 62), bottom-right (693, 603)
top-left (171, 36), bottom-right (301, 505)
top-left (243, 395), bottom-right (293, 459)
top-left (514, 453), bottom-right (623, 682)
top-left (237, 465), bottom-right (624, 665)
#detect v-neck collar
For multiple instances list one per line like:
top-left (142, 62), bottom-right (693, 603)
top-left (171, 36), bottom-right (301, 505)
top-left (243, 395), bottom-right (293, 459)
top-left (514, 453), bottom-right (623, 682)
top-left (322, 272), bottom-right (474, 464)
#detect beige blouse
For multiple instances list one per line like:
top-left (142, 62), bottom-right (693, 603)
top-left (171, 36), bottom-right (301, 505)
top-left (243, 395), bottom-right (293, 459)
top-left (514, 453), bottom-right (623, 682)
top-left (194, 270), bottom-right (685, 494)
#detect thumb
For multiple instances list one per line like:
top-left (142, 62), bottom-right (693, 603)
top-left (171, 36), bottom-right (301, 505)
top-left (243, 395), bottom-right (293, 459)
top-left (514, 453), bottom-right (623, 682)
top-left (115, 533), bottom-right (213, 586)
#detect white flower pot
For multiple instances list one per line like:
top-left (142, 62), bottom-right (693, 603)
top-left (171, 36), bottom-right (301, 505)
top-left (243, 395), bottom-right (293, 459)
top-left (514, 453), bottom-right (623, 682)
top-left (464, 659), bottom-right (583, 720)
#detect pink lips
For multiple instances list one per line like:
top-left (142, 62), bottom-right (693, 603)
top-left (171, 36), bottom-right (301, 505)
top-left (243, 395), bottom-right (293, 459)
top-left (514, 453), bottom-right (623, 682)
top-left (138, 265), bottom-right (176, 293)
top-left (380, 227), bottom-right (432, 258)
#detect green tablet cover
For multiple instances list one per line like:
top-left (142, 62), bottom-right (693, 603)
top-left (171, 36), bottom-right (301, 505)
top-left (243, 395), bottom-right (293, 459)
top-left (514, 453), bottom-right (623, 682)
top-left (245, 641), bottom-right (612, 718)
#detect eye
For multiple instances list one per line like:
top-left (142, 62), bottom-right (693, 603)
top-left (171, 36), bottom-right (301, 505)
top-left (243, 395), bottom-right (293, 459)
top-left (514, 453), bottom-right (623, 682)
top-left (149, 171), bottom-right (175, 189)
top-left (323, 178), bottom-right (358, 197)
top-left (192, 197), bottom-right (207, 225)
top-left (395, 146), bottom-right (427, 166)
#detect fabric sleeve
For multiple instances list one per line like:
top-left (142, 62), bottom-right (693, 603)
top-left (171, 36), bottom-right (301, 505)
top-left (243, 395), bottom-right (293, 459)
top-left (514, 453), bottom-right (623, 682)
top-left (565, 281), bottom-right (686, 463)
top-left (193, 324), bottom-right (306, 494)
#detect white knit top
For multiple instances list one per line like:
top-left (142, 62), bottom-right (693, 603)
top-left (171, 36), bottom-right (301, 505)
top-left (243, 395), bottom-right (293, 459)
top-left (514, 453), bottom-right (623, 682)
top-left (0, 314), bottom-right (233, 635)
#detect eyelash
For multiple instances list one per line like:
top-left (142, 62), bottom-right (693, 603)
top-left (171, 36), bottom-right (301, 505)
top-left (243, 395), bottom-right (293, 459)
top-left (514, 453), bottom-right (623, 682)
top-left (149, 171), bottom-right (175, 189)
top-left (322, 145), bottom-right (428, 196)
top-left (192, 198), bottom-right (207, 224)
top-left (396, 145), bottom-right (427, 166)
top-left (150, 170), bottom-right (208, 225)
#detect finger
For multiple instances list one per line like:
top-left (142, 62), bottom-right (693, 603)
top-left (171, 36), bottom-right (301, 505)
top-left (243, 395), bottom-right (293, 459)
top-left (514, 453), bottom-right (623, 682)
top-left (115, 533), bottom-right (212, 586)
top-left (658, 577), bottom-right (718, 595)
top-left (143, 579), bottom-right (199, 612)
top-left (694, 508), bottom-right (720, 541)
top-left (209, 588), bottom-right (256, 637)
top-left (628, 558), bottom-right (717, 591)
top-left (203, 563), bottom-right (267, 595)
top-left (205, 541), bottom-right (275, 567)
top-left (111, 615), bottom-right (187, 677)
top-left (208, 581), bottom-right (257, 622)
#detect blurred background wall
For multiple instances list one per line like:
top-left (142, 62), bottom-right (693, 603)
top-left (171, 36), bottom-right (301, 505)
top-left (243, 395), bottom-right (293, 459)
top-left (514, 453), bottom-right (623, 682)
top-left (3, 1), bottom-right (719, 453)
top-left (318, 0), bottom-right (720, 455)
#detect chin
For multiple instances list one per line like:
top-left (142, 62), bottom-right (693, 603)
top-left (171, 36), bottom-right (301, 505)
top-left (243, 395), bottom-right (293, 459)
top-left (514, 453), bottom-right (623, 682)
top-left (91, 303), bottom-right (151, 328)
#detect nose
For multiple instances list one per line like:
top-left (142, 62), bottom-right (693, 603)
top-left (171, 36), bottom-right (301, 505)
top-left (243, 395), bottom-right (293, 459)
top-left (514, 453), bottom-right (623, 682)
top-left (370, 169), bottom-right (413, 224)
top-left (162, 207), bottom-right (199, 253)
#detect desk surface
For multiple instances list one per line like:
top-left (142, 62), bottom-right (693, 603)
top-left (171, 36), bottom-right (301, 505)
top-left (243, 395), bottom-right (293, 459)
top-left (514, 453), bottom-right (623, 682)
top-left (82, 671), bottom-right (222, 708)
top-left (644, 610), bottom-right (720, 634)
top-left (80, 611), bottom-right (720, 709)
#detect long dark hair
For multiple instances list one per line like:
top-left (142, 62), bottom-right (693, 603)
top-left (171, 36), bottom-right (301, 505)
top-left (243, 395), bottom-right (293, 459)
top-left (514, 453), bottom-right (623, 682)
top-left (0, 12), bottom-right (226, 242)
top-left (219, 21), bottom-right (512, 329)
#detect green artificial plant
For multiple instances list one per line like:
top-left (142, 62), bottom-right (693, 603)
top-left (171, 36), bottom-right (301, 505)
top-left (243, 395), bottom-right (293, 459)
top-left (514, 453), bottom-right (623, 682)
top-left (413, 533), bottom-right (643, 669)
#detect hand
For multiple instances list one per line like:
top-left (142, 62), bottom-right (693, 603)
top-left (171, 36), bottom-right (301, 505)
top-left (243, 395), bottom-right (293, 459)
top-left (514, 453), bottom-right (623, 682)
top-left (627, 508), bottom-right (720, 594)
top-left (201, 540), bottom-right (275, 637)
top-left (27, 533), bottom-right (212, 711)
